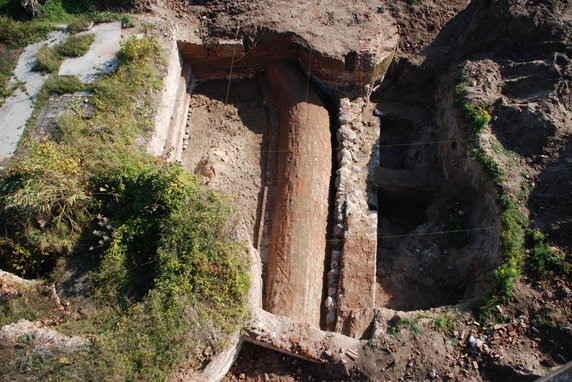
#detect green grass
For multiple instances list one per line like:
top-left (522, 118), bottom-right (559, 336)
top-left (0, 44), bottom-right (18, 102)
top-left (33, 34), bottom-right (95, 73)
top-left (67, 16), bottom-right (92, 33)
top-left (0, 16), bottom-right (53, 48)
top-left (33, 44), bottom-right (62, 72)
top-left (1, 36), bottom-right (250, 380)
top-left (57, 33), bottom-right (94, 56)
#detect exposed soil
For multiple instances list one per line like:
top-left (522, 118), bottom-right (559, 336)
top-left (181, 78), bottom-right (270, 240)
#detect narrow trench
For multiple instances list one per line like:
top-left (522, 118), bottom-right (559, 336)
top-left (309, 74), bottom-right (341, 330)
top-left (181, 58), bottom-right (336, 329)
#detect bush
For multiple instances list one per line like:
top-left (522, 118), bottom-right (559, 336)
top-left (33, 45), bottom-right (62, 73)
top-left (0, 16), bottom-right (53, 48)
top-left (56, 33), bottom-right (95, 57)
top-left (0, 45), bottom-right (18, 100)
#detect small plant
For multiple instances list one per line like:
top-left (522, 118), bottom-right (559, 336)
top-left (390, 317), bottom-right (422, 336)
top-left (526, 230), bottom-right (569, 276)
top-left (464, 103), bottom-right (491, 136)
top-left (429, 309), bottom-right (462, 334)
top-left (0, 16), bottom-right (53, 48)
top-left (469, 148), bottom-right (504, 183)
top-left (33, 45), bottom-right (62, 73)
top-left (0, 45), bottom-right (18, 100)
top-left (56, 33), bottom-right (95, 57)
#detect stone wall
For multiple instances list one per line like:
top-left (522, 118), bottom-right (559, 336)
top-left (326, 97), bottom-right (380, 338)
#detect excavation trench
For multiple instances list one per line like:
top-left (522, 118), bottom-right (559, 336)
top-left (178, 57), bottom-right (333, 329)
top-left (155, 33), bottom-right (501, 371)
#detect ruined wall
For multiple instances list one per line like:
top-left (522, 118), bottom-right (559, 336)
top-left (327, 98), bottom-right (380, 338)
top-left (264, 61), bottom-right (331, 327)
top-left (149, 33), bottom-right (192, 161)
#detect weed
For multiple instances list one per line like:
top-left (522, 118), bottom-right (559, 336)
top-left (526, 230), bottom-right (569, 276)
top-left (464, 103), bottom-right (491, 136)
top-left (0, 16), bottom-right (53, 48)
top-left (429, 309), bottom-right (462, 334)
top-left (469, 148), bottom-right (504, 183)
top-left (56, 33), bottom-right (94, 57)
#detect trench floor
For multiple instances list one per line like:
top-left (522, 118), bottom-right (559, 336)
top-left (181, 78), bottom-right (272, 240)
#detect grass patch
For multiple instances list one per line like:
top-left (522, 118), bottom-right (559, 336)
top-left (56, 33), bottom-right (94, 57)
top-left (463, 103), bottom-right (491, 137)
top-left (33, 34), bottom-right (95, 73)
top-left (1, 36), bottom-right (250, 380)
top-left (67, 16), bottom-right (92, 33)
top-left (32, 44), bottom-right (62, 72)
top-left (0, 44), bottom-right (18, 102)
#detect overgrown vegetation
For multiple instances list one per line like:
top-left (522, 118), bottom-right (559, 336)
top-left (454, 64), bottom-right (567, 321)
top-left (0, 0), bottom-right (123, 48)
top-left (526, 230), bottom-right (569, 276)
top-left (33, 44), bottom-right (62, 72)
top-left (0, 44), bottom-right (18, 103)
top-left (1, 35), bottom-right (249, 380)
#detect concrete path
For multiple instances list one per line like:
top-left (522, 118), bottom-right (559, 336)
top-left (0, 22), bottom-right (124, 166)
top-left (0, 31), bottom-right (66, 165)
top-left (59, 21), bottom-right (122, 82)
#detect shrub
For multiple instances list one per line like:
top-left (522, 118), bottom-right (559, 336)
top-left (0, 45), bottom-right (18, 100)
top-left (56, 33), bottom-right (95, 57)
top-left (33, 45), bottom-right (62, 73)
top-left (0, 34), bottom-right (249, 380)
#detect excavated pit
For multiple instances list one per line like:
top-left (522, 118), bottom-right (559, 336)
top-left (157, 26), bottom-right (499, 367)
top-left (371, 63), bottom-right (501, 312)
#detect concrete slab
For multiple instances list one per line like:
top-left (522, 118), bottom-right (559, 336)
top-left (59, 22), bottom-right (123, 83)
top-left (0, 31), bottom-right (67, 165)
